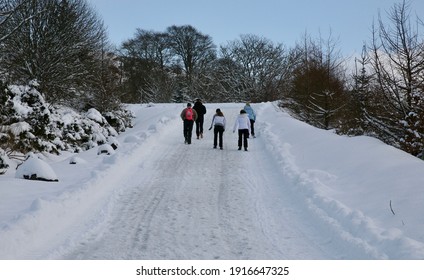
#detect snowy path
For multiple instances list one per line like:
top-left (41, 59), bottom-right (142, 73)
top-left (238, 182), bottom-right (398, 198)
top-left (59, 106), bottom-right (334, 259)
top-left (3, 103), bottom-right (424, 260)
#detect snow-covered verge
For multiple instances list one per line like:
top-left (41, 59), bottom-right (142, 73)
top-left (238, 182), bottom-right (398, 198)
top-left (258, 103), bottom-right (424, 259)
top-left (0, 102), bottom-right (424, 259)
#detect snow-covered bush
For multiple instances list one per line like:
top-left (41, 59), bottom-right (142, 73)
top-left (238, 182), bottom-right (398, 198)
top-left (69, 155), bottom-right (87, 165)
top-left (15, 153), bottom-right (58, 182)
top-left (104, 108), bottom-right (134, 132)
top-left (97, 144), bottom-right (115, 155)
top-left (0, 149), bottom-right (9, 175)
top-left (0, 81), bottom-right (55, 153)
top-left (56, 107), bottom-right (118, 151)
top-left (0, 81), bottom-right (133, 155)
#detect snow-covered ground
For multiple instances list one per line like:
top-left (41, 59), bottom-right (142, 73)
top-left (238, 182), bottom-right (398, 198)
top-left (1, 102), bottom-right (424, 260)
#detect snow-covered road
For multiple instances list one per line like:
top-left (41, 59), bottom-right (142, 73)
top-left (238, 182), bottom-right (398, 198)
top-left (60, 105), bottom-right (333, 259)
top-left (2, 102), bottom-right (424, 260)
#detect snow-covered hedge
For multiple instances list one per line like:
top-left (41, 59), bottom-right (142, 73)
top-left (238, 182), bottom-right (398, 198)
top-left (0, 81), bottom-right (133, 158)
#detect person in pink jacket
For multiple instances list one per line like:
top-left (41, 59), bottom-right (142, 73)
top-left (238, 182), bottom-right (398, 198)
top-left (233, 109), bottom-right (251, 151)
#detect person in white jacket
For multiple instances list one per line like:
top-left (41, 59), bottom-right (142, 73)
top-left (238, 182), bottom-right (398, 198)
top-left (233, 109), bottom-right (251, 151)
top-left (209, 108), bottom-right (226, 149)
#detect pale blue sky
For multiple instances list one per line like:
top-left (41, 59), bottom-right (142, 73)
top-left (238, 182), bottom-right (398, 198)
top-left (87, 0), bottom-right (424, 56)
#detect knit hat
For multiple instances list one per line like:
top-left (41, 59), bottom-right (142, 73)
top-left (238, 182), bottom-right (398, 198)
top-left (216, 108), bottom-right (221, 113)
top-left (187, 103), bottom-right (192, 107)
top-left (240, 109), bottom-right (246, 114)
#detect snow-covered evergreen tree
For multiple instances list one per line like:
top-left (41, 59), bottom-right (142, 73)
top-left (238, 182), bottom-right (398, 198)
top-left (369, 0), bottom-right (424, 155)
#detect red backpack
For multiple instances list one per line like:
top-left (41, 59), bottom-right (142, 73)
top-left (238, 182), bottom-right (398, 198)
top-left (185, 108), bottom-right (194, 120)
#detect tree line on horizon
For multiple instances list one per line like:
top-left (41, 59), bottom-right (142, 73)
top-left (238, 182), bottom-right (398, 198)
top-left (1, 0), bottom-right (424, 157)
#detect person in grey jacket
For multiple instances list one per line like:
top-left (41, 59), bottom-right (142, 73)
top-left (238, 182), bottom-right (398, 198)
top-left (233, 109), bottom-right (251, 151)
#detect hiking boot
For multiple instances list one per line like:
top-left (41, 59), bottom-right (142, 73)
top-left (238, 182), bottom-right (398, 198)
top-left (213, 146), bottom-right (217, 149)
top-left (244, 147), bottom-right (248, 151)
top-left (238, 147), bottom-right (241, 150)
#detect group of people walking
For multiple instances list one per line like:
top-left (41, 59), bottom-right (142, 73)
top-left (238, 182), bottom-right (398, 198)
top-left (180, 100), bottom-right (256, 151)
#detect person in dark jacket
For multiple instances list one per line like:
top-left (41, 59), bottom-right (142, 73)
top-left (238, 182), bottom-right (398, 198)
top-left (193, 99), bottom-right (207, 139)
top-left (180, 103), bottom-right (198, 144)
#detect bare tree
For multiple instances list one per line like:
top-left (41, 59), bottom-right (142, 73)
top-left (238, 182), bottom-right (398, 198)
top-left (0, 0), bottom-right (107, 106)
top-left (0, 0), bottom-right (19, 43)
top-left (220, 34), bottom-right (291, 102)
top-left (286, 32), bottom-right (347, 129)
top-left (120, 25), bottom-right (216, 103)
top-left (85, 41), bottom-right (122, 113)
top-left (120, 29), bottom-right (174, 103)
top-left (166, 25), bottom-right (216, 78)
top-left (0, 0), bottom-right (42, 43)
top-left (166, 25), bottom-right (216, 99)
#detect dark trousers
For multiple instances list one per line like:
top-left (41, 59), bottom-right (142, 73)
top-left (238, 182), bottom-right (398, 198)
top-left (250, 120), bottom-right (255, 136)
top-left (238, 129), bottom-right (249, 148)
top-left (214, 125), bottom-right (224, 148)
top-left (195, 117), bottom-right (204, 137)
top-left (183, 120), bottom-right (194, 144)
